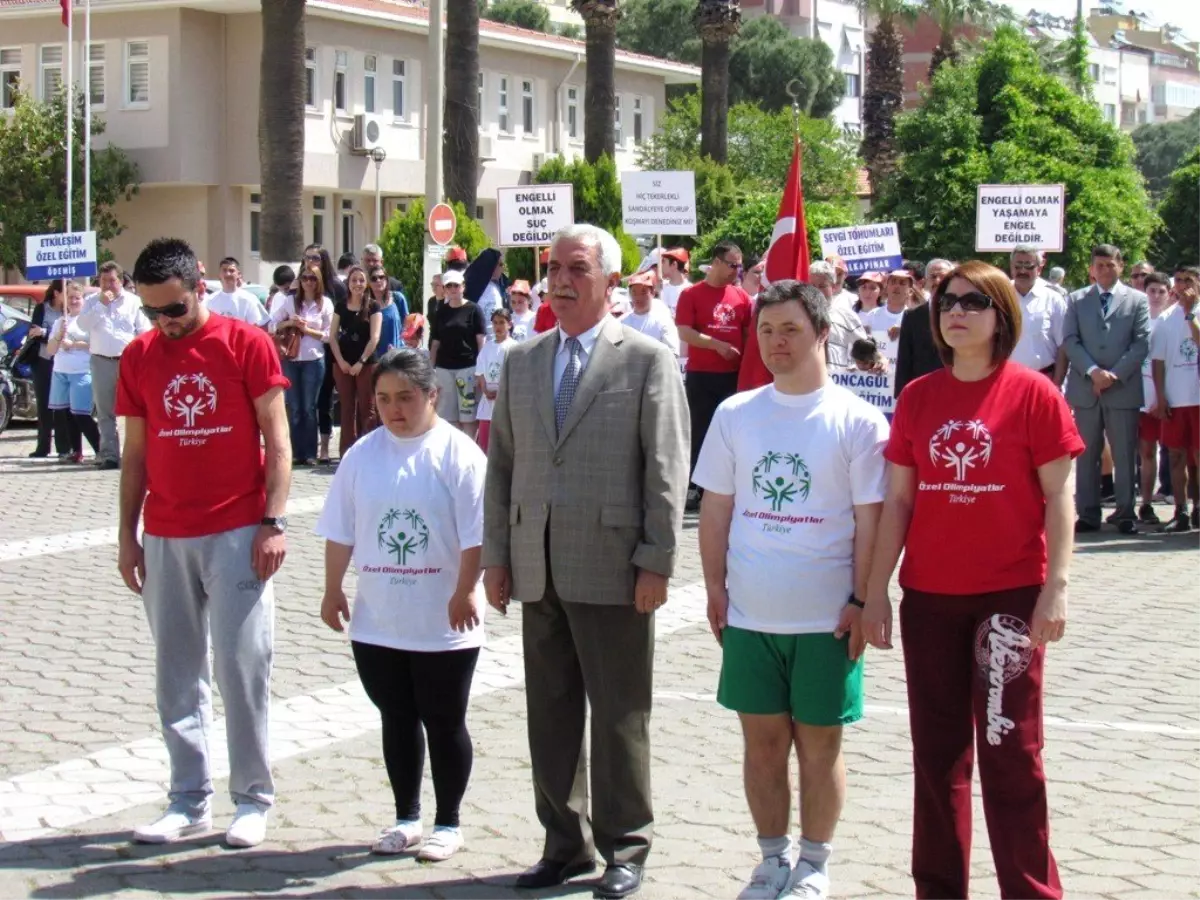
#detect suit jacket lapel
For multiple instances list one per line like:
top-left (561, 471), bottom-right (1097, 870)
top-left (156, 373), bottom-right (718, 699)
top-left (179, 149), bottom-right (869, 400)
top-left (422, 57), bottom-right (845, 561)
top-left (533, 333), bottom-right (559, 446)
top-left (556, 317), bottom-right (622, 447)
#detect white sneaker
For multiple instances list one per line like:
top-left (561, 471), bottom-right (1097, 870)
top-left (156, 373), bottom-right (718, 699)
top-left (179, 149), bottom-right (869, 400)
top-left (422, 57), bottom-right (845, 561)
top-left (132, 806), bottom-right (212, 844)
top-left (372, 820), bottom-right (423, 855)
top-left (738, 855), bottom-right (793, 899)
top-left (782, 860), bottom-right (830, 898)
top-left (416, 825), bottom-right (464, 862)
top-left (225, 803), bottom-right (269, 848)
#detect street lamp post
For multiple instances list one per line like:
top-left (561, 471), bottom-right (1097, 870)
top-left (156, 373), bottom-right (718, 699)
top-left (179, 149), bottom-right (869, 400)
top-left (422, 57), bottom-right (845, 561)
top-left (370, 146), bottom-right (387, 240)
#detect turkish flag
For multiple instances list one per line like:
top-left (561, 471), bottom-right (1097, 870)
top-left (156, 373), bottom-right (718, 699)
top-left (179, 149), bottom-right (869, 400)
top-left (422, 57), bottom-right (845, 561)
top-left (738, 139), bottom-right (810, 391)
top-left (60, 0), bottom-right (70, 26)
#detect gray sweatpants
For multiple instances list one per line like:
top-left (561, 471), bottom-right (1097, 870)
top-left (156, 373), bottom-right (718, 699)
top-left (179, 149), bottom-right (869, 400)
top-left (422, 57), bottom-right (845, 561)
top-left (143, 524), bottom-right (275, 813)
top-left (90, 354), bottom-right (120, 463)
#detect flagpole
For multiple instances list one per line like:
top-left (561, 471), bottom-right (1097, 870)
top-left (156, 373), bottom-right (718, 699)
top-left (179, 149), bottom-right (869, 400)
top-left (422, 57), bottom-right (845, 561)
top-left (83, 0), bottom-right (91, 234)
top-left (65, 0), bottom-right (73, 235)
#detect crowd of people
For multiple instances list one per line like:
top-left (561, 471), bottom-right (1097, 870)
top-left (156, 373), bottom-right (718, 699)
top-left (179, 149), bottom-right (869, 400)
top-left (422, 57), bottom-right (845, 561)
top-left (21, 219), bottom-right (1192, 900)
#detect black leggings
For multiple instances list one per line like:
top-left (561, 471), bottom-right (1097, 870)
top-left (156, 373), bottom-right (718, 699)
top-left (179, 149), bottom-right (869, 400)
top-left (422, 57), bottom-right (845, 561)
top-left (685, 370), bottom-right (739, 476)
top-left (33, 357), bottom-right (70, 455)
top-left (352, 641), bottom-right (480, 827)
top-left (318, 344), bottom-right (335, 438)
top-left (53, 409), bottom-right (99, 455)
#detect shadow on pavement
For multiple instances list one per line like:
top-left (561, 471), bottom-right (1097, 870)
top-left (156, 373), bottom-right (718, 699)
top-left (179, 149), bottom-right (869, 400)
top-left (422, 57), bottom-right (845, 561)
top-left (1073, 530), bottom-right (1199, 553)
top-left (4, 830), bottom-right (594, 899)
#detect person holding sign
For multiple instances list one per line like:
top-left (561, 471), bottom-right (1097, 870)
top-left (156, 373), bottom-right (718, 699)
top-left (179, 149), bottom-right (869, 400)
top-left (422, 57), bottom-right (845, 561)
top-left (693, 279), bottom-right (888, 900)
top-left (861, 271), bottom-right (911, 364)
top-left (864, 261), bottom-right (1083, 900)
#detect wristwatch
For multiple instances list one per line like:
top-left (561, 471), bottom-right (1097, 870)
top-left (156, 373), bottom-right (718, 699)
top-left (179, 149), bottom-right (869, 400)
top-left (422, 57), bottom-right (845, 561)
top-left (1186, 313), bottom-right (1196, 322)
top-left (261, 516), bottom-right (288, 533)
top-left (847, 594), bottom-right (865, 609)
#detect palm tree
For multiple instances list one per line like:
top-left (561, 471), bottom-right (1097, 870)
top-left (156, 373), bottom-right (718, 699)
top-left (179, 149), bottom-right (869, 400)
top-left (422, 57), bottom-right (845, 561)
top-left (572, 0), bottom-right (622, 163)
top-left (445, 0), bottom-right (480, 211)
top-left (859, 0), bottom-right (915, 196)
top-left (695, 0), bottom-right (741, 163)
top-left (924, 0), bottom-right (1006, 77)
top-left (258, 0), bottom-right (305, 262)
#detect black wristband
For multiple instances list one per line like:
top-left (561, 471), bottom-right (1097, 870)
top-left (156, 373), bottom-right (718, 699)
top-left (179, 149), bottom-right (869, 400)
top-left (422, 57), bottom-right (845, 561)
top-left (847, 595), bottom-right (865, 609)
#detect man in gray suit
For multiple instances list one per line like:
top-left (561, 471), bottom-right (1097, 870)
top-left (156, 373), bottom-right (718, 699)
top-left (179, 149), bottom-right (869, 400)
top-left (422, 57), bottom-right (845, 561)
top-left (1063, 244), bottom-right (1151, 534)
top-left (483, 224), bottom-right (689, 899)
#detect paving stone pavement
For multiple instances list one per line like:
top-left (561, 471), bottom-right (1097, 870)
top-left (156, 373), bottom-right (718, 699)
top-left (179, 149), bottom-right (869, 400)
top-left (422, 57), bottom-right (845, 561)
top-left (0, 422), bottom-right (1197, 899)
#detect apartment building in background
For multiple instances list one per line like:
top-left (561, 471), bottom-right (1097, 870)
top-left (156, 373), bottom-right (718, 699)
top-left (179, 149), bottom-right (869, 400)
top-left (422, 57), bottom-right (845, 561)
top-left (0, 0), bottom-right (698, 281)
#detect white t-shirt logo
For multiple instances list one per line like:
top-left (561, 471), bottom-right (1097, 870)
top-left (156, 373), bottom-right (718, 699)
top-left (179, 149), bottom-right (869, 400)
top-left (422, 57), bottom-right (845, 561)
top-left (377, 507), bottom-right (430, 565)
top-left (929, 419), bottom-right (993, 481)
top-left (1180, 337), bottom-right (1198, 366)
top-left (164, 373), bottom-right (218, 428)
top-left (752, 451), bottom-right (811, 512)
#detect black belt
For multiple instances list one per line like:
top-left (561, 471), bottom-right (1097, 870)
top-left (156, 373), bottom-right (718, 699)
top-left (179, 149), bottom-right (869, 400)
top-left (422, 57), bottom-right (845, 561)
top-left (1039, 364), bottom-right (1056, 378)
top-left (93, 353), bottom-right (121, 360)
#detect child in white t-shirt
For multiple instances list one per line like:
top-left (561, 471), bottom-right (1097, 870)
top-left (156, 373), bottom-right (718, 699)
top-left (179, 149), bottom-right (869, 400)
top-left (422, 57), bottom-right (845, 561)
top-left (474, 308), bottom-right (517, 453)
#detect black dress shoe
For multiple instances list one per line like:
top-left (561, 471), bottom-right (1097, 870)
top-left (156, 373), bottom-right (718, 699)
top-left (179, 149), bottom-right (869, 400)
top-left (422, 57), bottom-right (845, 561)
top-left (1074, 520), bottom-right (1100, 534)
top-left (514, 857), bottom-right (597, 890)
top-left (594, 864), bottom-right (642, 899)
top-left (28, 450), bottom-right (49, 459)
top-left (1116, 518), bottom-right (1137, 535)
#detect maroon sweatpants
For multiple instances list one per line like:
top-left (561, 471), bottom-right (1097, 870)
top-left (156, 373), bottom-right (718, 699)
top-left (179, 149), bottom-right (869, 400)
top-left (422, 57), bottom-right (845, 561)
top-left (899, 585), bottom-right (1062, 900)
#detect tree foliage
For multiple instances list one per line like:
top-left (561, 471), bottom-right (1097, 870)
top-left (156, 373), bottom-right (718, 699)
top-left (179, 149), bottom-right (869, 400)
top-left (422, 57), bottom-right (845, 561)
top-left (1063, 11), bottom-right (1091, 99)
top-left (872, 26), bottom-right (1157, 285)
top-left (1132, 109), bottom-right (1200, 199)
top-left (727, 17), bottom-right (844, 118)
top-left (924, 0), bottom-right (1008, 77)
top-left (378, 201), bottom-right (490, 305)
top-left (615, 0), bottom-right (700, 63)
top-left (481, 0), bottom-right (550, 32)
top-left (1151, 146), bottom-right (1199, 270)
top-left (0, 89), bottom-right (140, 274)
top-left (693, 193), bottom-right (858, 264)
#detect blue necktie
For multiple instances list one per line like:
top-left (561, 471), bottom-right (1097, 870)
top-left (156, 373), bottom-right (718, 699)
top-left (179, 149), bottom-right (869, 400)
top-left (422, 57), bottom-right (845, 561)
top-left (555, 337), bottom-right (582, 435)
top-left (1100, 292), bottom-right (1112, 317)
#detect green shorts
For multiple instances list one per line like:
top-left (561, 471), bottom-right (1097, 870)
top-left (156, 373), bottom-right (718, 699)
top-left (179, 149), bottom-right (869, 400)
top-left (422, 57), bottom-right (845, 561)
top-left (717, 626), bottom-right (864, 726)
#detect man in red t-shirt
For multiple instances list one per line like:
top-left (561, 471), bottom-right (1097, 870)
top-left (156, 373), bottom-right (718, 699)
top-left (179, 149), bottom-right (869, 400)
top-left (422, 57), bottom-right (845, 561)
top-left (676, 241), bottom-right (753, 510)
top-left (115, 238), bottom-right (292, 850)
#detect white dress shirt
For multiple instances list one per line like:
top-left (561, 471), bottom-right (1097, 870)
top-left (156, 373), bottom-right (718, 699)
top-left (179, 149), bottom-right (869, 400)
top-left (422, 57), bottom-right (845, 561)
top-left (77, 290), bottom-right (150, 358)
top-left (1011, 279), bottom-right (1067, 372)
top-left (269, 294), bottom-right (334, 362)
top-left (554, 317), bottom-right (606, 395)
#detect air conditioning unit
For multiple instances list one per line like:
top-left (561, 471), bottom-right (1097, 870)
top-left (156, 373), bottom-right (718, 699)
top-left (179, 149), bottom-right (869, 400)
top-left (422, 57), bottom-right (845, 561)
top-left (532, 152), bottom-right (548, 171)
top-left (479, 134), bottom-right (495, 161)
top-left (351, 114), bottom-right (384, 153)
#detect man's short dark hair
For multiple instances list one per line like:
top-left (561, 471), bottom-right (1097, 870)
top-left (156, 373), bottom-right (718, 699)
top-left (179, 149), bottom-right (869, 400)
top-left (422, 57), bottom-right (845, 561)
top-left (132, 238), bottom-right (201, 291)
top-left (219, 256), bottom-right (240, 269)
top-left (491, 307), bottom-right (513, 324)
top-left (1092, 244), bottom-right (1123, 263)
top-left (1143, 272), bottom-right (1170, 289)
top-left (711, 241), bottom-right (742, 262)
top-left (273, 265), bottom-right (295, 288)
top-left (99, 260), bottom-right (123, 278)
top-left (1174, 265), bottom-right (1200, 280)
top-left (756, 279), bottom-right (831, 336)
top-left (337, 252), bottom-right (358, 271)
top-left (902, 259), bottom-right (926, 281)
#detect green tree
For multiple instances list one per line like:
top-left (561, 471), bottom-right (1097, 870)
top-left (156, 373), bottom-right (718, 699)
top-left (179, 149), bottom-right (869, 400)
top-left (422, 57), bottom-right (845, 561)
top-left (860, 0), bottom-right (916, 194)
top-left (615, 0), bottom-right (700, 63)
top-left (573, 0), bottom-right (621, 163)
top-left (696, 0), bottom-right (741, 164)
top-left (924, 0), bottom-right (1007, 77)
top-left (0, 89), bottom-right (139, 274)
top-left (481, 0), bottom-right (550, 31)
top-left (727, 17), bottom-right (844, 118)
top-left (693, 192), bottom-right (859, 263)
top-left (258, 0), bottom-right (305, 262)
top-left (1063, 8), bottom-right (1091, 99)
top-left (1132, 109), bottom-right (1200, 199)
top-left (378, 200), bottom-right (489, 306)
top-left (1151, 147), bottom-right (1199, 270)
top-left (445, 0), bottom-right (481, 210)
top-left (872, 25), bottom-right (1157, 285)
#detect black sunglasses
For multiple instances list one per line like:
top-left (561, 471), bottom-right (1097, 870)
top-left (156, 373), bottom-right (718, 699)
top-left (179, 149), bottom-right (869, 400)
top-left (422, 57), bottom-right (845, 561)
top-left (304, 254), bottom-right (322, 262)
top-left (300, 274), bottom-right (318, 282)
top-left (371, 275), bottom-right (388, 282)
top-left (937, 291), bottom-right (994, 313)
top-left (142, 301), bottom-right (190, 320)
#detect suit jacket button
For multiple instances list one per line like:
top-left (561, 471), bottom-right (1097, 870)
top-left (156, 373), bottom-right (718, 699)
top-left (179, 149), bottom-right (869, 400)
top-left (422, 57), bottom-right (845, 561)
top-left (553, 456), bottom-right (564, 466)
top-left (542, 503), bottom-right (549, 513)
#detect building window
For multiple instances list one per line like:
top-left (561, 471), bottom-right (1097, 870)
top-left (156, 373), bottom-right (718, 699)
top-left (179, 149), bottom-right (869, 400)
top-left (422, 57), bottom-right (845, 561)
top-left (87, 42), bottom-right (105, 108)
top-left (477, 71), bottom-right (484, 124)
top-left (39, 45), bottom-right (63, 101)
top-left (125, 40), bottom-right (149, 106)
top-left (1103, 103), bottom-right (1116, 122)
top-left (1088, 63), bottom-right (1100, 81)
top-left (613, 94), bottom-right (622, 145)
top-left (521, 79), bottom-right (534, 135)
top-left (363, 54), bottom-right (376, 114)
top-left (844, 72), bottom-right (860, 98)
top-left (1102, 66), bottom-right (1118, 85)
top-left (392, 59), bottom-right (406, 120)
top-left (334, 50), bottom-right (348, 113)
top-left (498, 76), bottom-right (510, 133)
top-left (0, 48), bottom-right (20, 110)
top-left (566, 86), bottom-right (578, 140)
top-left (342, 200), bottom-right (355, 255)
top-left (305, 46), bottom-right (317, 108)
top-left (633, 96), bottom-right (643, 144)
top-left (250, 192), bottom-right (261, 257)
top-left (313, 195), bottom-right (327, 247)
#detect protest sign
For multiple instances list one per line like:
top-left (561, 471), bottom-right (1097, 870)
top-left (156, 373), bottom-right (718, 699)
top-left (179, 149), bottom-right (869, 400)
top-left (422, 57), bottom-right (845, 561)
top-left (819, 223), bottom-right (903, 276)
top-left (496, 184), bottom-right (574, 246)
top-left (975, 184), bottom-right (1065, 252)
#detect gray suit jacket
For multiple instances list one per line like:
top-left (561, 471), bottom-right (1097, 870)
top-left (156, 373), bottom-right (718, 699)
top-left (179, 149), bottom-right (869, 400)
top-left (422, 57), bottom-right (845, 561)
top-left (1062, 282), bottom-right (1150, 410)
top-left (482, 316), bottom-right (690, 605)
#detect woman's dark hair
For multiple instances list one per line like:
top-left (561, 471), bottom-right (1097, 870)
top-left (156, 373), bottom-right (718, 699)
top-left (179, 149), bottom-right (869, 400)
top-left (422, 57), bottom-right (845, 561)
top-left (44, 279), bottom-right (65, 308)
top-left (367, 266), bottom-right (390, 303)
top-left (298, 265), bottom-right (326, 307)
top-left (273, 265), bottom-right (295, 288)
top-left (491, 307), bottom-right (513, 324)
top-left (929, 260), bottom-right (1022, 366)
top-left (345, 265), bottom-right (371, 320)
top-left (303, 244), bottom-right (338, 294)
top-left (372, 347), bottom-right (438, 396)
top-left (851, 336), bottom-right (880, 365)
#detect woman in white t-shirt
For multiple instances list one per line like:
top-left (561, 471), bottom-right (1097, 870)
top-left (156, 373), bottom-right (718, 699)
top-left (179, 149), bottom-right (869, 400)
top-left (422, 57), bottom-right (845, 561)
top-left (45, 282), bottom-right (101, 463)
top-left (474, 308), bottom-right (516, 453)
top-left (316, 348), bottom-right (488, 863)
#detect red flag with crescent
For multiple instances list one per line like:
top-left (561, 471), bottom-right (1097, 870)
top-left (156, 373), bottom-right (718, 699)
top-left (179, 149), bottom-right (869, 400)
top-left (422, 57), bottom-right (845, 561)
top-left (60, 0), bottom-right (71, 26)
top-left (738, 139), bottom-right (809, 391)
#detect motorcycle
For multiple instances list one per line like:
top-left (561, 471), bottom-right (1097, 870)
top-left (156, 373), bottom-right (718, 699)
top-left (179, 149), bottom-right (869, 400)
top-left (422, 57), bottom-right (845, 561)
top-left (0, 345), bottom-right (16, 434)
top-left (0, 312), bottom-right (36, 424)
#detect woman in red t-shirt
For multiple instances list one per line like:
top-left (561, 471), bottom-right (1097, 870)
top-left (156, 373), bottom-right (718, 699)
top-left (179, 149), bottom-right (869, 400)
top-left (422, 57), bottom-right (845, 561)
top-left (862, 261), bottom-right (1084, 900)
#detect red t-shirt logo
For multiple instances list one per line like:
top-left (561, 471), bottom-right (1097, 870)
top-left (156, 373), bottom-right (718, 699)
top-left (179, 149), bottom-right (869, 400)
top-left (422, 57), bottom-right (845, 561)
top-left (928, 418), bottom-right (994, 482)
top-left (164, 373), bottom-right (218, 429)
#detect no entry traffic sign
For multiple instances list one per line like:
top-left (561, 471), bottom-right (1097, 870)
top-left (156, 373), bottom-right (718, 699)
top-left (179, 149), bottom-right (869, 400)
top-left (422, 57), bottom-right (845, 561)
top-left (427, 203), bottom-right (457, 246)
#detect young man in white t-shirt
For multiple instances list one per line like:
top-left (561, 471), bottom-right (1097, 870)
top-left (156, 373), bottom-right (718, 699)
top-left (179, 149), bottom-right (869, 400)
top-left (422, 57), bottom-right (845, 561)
top-left (1137, 272), bottom-right (1172, 523)
top-left (859, 270), bottom-right (910, 363)
top-left (621, 270), bottom-right (680, 360)
top-left (474, 308), bottom-right (517, 453)
top-left (693, 280), bottom-right (889, 900)
top-left (206, 257), bottom-right (269, 326)
top-left (1151, 265), bottom-right (1200, 532)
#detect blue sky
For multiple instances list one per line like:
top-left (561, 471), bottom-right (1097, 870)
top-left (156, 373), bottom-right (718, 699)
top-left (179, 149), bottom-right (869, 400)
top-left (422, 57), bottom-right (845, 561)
top-left (998, 0), bottom-right (1200, 42)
